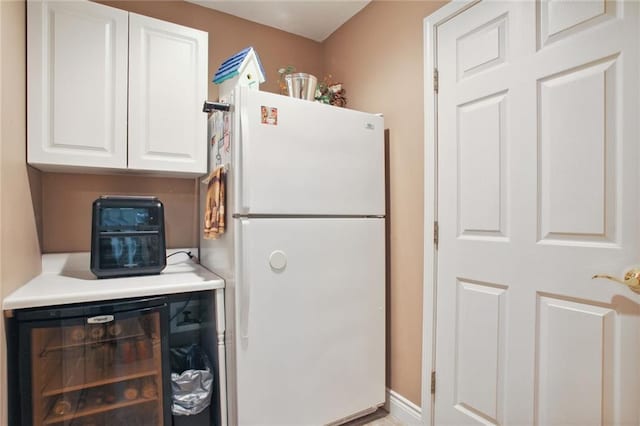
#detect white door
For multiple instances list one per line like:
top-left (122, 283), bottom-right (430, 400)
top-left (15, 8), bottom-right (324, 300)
top-left (234, 88), bottom-right (385, 216)
top-left (27, 0), bottom-right (128, 170)
top-left (233, 218), bottom-right (385, 425)
top-left (128, 13), bottom-right (207, 175)
top-left (434, 1), bottom-right (639, 425)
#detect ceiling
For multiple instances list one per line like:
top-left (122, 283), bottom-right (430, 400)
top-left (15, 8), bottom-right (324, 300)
top-left (186, 0), bottom-right (371, 42)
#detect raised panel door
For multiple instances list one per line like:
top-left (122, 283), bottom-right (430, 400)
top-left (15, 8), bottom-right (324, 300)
top-left (27, 0), bottom-right (128, 170)
top-left (434, 1), bottom-right (639, 424)
top-left (128, 13), bottom-right (207, 175)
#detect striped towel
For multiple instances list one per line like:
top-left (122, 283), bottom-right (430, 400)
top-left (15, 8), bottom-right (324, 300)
top-left (203, 166), bottom-right (226, 239)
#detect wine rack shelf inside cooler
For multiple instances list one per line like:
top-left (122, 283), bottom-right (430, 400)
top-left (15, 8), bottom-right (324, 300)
top-left (43, 395), bottom-right (158, 425)
top-left (39, 332), bottom-right (147, 356)
top-left (42, 357), bottom-right (159, 397)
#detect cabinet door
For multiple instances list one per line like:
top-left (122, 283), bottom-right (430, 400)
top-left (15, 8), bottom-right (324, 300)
top-left (27, 0), bottom-right (128, 170)
top-left (128, 14), bottom-right (208, 175)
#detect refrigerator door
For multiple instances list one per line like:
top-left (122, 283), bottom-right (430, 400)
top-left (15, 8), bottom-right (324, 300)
top-left (233, 217), bottom-right (385, 425)
top-left (234, 87), bottom-right (385, 216)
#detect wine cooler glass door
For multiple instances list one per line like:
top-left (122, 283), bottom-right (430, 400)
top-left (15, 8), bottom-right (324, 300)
top-left (18, 301), bottom-right (170, 426)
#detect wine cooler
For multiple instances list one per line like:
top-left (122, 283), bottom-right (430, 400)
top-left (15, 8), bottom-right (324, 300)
top-left (15, 297), bottom-right (171, 425)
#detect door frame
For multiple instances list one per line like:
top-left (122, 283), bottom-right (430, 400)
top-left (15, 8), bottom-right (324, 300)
top-left (421, 1), bottom-right (479, 424)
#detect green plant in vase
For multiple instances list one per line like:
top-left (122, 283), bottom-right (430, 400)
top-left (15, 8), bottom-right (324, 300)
top-left (315, 75), bottom-right (347, 107)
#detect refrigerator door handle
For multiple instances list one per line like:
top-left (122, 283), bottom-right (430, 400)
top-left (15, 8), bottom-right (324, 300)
top-left (239, 89), bottom-right (251, 212)
top-left (238, 218), bottom-right (251, 347)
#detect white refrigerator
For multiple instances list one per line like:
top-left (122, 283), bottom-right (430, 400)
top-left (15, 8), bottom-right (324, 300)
top-left (200, 87), bottom-right (385, 425)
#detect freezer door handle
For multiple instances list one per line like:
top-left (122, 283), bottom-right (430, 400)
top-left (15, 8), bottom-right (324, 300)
top-left (238, 218), bottom-right (251, 346)
top-left (239, 89), bottom-right (251, 212)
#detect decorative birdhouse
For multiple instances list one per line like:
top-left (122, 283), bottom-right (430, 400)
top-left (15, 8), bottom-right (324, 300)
top-left (213, 46), bottom-right (266, 101)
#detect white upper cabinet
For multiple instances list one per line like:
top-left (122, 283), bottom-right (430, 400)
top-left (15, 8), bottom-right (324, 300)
top-left (27, 1), bottom-right (208, 176)
top-left (27, 0), bottom-right (128, 170)
top-left (128, 14), bottom-right (208, 175)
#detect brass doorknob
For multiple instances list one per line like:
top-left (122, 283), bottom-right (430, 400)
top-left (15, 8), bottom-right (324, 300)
top-left (592, 268), bottom-right (640, 294)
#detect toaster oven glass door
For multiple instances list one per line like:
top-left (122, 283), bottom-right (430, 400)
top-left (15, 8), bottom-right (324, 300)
top-left (98, 234), bottom-right (162, 270)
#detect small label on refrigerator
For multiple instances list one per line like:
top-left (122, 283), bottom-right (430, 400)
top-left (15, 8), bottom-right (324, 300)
top-left (365, 122), bottom-right (375, 130)
top-left (261, 106), bottom-right (278, 125)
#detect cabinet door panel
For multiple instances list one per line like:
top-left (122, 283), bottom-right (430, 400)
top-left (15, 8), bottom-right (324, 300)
top-left (128, 14), bottom-right (208, 175)
top-left (27, 0), bottom-right (128, 170)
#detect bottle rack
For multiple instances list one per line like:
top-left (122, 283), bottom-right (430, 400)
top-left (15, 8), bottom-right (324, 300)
top-left (43, 382), bottom-right (158, 425)
top-left (30, 315), bottom-right (164, 425)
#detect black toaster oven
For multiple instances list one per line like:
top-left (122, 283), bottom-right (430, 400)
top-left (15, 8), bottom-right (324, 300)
top-left (90, 196), bottom-right (166, 278)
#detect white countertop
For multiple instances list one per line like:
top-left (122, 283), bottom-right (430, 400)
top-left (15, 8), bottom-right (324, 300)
top-left (3, 250), bottom-right (225, 310)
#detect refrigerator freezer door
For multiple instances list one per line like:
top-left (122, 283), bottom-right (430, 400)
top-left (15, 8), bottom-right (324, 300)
top-left (235, 88), bottom-right (385, 216)
top-left (234, 217), bottom-right (385, 424)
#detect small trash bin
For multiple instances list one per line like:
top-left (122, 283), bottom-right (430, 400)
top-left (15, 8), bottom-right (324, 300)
top-left (170, 344), bottom-right (214, 421)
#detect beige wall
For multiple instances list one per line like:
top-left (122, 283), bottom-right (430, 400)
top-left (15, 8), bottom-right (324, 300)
top-left (323, 0), bottom-right (446, 405)
top-left (0, 1), bottom-right (43, 423)
top-left (1, 2), bottom-right (4, 421)
top-left (1, 2), bottom-right (3, 421)
top-left (41, 174), bottom-right (198, 252)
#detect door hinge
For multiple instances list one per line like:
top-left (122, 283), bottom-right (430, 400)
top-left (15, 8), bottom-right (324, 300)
top-left (434, 221), bottom-right (439, 249)
top-left (431, 371), bottom-right (436, 394)
top-left (433, 68), bottom-right (439, 93)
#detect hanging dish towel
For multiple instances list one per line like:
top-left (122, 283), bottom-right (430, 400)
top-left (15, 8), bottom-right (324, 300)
top-left (203, 165), bottom-right (226, 239)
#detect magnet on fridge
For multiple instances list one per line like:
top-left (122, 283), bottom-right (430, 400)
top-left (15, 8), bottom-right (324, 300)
top-left (269, 250), bottom-right (287, 271)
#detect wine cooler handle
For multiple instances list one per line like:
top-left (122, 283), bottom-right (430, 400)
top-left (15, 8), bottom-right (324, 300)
top-left (87, 314), bottom-right (115, 324)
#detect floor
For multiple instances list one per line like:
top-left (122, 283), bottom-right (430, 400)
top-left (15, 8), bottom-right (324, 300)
top-left (363, 414), bottom-right (405, 426)
top-left (346, 409), bottom-right (405, 426)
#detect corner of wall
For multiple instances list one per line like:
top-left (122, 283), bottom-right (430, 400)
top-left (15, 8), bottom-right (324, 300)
top-left (320, 0), bottom-right (449, 407)
top-left (1, 0), bottom-right (43, 423)
top-left (0, 0), bottom-right (4, 421)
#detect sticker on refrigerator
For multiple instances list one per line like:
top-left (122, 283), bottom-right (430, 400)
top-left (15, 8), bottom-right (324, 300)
top-left (261, 106), bottom-right (278, 125)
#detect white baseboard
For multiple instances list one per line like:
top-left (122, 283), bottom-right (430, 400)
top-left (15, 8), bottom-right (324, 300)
top-left (385, 388), bottom-right (422, 425)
